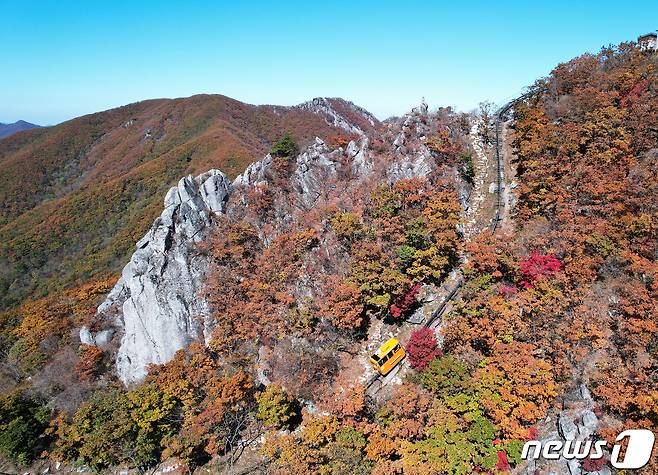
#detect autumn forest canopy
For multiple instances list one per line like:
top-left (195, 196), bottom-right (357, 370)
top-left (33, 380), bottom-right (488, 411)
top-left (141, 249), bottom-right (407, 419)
top-left (0, 40), bottom-right (657, 474)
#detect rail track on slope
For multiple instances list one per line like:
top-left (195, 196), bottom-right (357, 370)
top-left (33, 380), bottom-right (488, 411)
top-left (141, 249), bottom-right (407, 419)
top-left (491, 89), bottom-right (536, 232)
top-left (365, 92), bottom-right (536, 396)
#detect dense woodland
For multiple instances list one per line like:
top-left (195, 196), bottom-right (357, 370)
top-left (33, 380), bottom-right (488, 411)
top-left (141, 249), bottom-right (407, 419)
top-left (0, 96), bottom-right (362, 310)
top-left (0, 41), bottom-right (657, 474)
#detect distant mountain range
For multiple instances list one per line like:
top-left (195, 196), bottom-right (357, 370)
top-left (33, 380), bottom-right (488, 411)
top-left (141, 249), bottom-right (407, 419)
top-left (0, 120), bottom-right (40, 139)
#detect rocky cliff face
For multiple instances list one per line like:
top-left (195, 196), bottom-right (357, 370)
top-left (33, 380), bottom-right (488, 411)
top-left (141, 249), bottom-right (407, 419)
top-left (86, 99), bottom-right (448, 385)
top-left (296, 97), bottom-right (380, 136)
top-left (82, 170), bottom-right (230, 384)
top-left (92, 139), bottom-right (351, 384)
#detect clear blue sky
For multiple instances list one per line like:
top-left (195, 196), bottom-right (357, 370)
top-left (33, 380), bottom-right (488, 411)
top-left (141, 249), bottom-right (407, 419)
top-left (2, 0), bottom-right (658, 125)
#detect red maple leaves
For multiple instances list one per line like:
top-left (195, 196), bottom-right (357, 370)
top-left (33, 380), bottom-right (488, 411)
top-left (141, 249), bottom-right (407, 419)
top-left (406, 327), bottom-right (442, 369)
top-left (390, 283), bottom-right (421, 319)
top-left (518, 252), bottom-right (563, 289)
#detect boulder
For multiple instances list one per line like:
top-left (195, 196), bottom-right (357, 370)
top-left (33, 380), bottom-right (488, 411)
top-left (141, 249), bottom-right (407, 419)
top-left (558, 411), bottom-right (579, 441)
top-left (233, 154), bottom-right (273, 187)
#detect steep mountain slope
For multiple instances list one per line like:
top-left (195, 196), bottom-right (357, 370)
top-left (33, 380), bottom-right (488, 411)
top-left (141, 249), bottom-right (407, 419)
top-left (0, 120), bottom-right (40, 139)
top-left (2, 40), bottom-right (657, 475)
top-left (0, 95), bottom-right (380, 309)
top-left (439, 42), bottom-right (657, 475)
top-left (0, 97), bottom-right (475, 473)
top-left (69, 42), bottom-right (657, 475)
top-left (79, 100), bottom-right (469, 386)
top-left (59, 100), bottom-right (472, 471)
top-left (505, 43), bottom-right (658, 474)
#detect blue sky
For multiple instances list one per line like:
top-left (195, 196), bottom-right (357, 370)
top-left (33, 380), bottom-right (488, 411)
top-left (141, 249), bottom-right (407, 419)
top-left (2, 0), bottom-right (658, 125)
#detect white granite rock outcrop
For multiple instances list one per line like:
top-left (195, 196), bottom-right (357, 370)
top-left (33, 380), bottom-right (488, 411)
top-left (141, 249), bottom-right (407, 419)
top-left (81, 170), bottom-right (230, 385)
top-left (291, 137), bottom-right (339, 209)
top-left (523, 384), bottom-right (609, 475)
top-left (296, 97), bottom-right (378, 135)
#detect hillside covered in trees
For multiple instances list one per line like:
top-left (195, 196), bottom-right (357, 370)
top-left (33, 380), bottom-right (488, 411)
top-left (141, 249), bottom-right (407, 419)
top-left (0, 39), bottom-right (657, 475)
top-left (0, 95), bottom-right (376, 310)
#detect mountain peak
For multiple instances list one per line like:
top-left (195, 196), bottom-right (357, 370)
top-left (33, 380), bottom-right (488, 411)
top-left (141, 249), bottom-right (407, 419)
top-left (296, 97), bottom-right (380, 135)
top-left (0, 119), bottom-right (40, 139)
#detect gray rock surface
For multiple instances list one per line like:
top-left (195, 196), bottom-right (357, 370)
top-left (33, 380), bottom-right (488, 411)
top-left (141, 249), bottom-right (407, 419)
top-left (82, 170), bottom-right (231, 385)
top-left (291, 137), bottom-right (340, 209)
top-left (558, 411), bottom-right (579, 441)
top-left (296, 97), bottom-right (377, 135)
top-left (79, 327), bottom-right (94, 346)
top-left (80, 327), bottom-right (114, 349)
top-left (233, 154), bottom-right (273, 188)
top-left (349, 139), bottom-right (373, 177)
top-left (411, 98), bottom-right (429, 115)
top-left (524, 384), bottom-right (606, 475)
top-left (386, 150), bottom-right (433, 182)
top-left (346, 140), bottom-right (359, 158)
top-left (392, 132), bottom-right (405, 149)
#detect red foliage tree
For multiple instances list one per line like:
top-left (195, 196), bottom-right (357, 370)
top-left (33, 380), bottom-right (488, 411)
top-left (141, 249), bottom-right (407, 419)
top-left (518, 252), bottom-right (563, 288)
top-left (495, 450), bottom-right (510, 471)
top-left (406, 327), bottom-right (442, 369)
top-left (390, 283), bottom-right (421, 319)
top-left (498, 284), bottom-right (518, 298)
top-left (527, 426), bottom-right (539, 441)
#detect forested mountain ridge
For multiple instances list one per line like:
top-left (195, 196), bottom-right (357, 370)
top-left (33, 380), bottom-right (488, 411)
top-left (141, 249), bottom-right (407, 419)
top-left (506, 42), bottom-right (658, 471)
top-left (0, 39), bottom-right (657, 475)
top-left (0, 95), bottom-right (378, 310)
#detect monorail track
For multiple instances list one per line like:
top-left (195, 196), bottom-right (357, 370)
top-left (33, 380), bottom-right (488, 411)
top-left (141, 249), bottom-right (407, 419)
top-left (491, 90), bottom-right (535, 232)
top-left (366, 92), bottom-right (535, 396)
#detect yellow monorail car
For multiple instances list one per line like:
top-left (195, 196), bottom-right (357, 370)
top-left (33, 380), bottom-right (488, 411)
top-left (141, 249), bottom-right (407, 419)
top-left (370, 337), bottom-right (406, 376)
